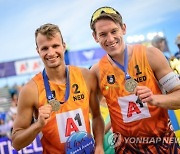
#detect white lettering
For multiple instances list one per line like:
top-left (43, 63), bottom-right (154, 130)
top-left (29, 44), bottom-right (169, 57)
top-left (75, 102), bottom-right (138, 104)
top-left (0, 141), bottom-right (7, 154)
top-left (7, 140), bottom-right (13, 154)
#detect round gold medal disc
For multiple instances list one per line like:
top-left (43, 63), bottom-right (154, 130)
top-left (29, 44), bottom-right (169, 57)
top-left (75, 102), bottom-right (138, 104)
top-left (49, 99), bottom-right (60, 111)
top-left (125, 78), bottom-right (137, 92)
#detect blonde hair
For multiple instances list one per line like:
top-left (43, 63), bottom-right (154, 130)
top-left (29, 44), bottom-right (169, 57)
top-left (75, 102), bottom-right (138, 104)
top-left (35, 23), bottom-right (64, 46)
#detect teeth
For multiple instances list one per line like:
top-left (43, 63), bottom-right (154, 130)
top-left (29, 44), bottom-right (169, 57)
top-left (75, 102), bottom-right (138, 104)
top-left (47, 57), bottom-right (56, 60)
top-left (46, 56), bottom-right (59, 60)
top-left (109, 42), bottom-right (116, 47)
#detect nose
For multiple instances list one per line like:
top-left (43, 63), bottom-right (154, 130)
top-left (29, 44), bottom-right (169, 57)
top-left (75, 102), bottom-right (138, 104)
top-left (47, 47), bottom-right (55, 56)
top-left (106, 33), bottom-right (114, 42)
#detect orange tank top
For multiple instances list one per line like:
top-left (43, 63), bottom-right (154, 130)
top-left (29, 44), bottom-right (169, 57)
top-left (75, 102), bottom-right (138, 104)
top-left (33, 66), bottom-right (90, 154)
top-left (99, 44), bottom-right (169, 138)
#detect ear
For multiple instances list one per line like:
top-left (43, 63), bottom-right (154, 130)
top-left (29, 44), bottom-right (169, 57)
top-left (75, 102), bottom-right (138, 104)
top-left (36, 47), bottom-right (40, 54)
top-left (92, 32), bottom-right (99, 43)
top-left (63, 42), bottom-right (66, 53)
top-left (122, 23), bottom-right (127, 35)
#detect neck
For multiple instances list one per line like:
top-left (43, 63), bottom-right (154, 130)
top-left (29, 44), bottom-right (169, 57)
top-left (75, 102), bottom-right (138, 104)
top-left (45, 65), bottom-right (67, 84)
top-left (111, 44), bottom-right (127, 65)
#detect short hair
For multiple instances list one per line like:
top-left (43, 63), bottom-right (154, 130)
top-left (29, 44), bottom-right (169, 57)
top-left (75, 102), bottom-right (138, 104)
top-left (90, 6), bottom-right (123, 32)
top-left (151, 35), bottom-right (165, 47)
top-left (175, 34), bottom-right (180, 45)
top-left (35, 23), bottom-right (64, 46)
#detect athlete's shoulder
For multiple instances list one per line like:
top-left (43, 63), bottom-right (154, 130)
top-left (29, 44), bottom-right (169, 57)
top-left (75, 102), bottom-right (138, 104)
top-left (68, 65), bottom-right (92, 81)
top-left (76, 66), bottom-right (98, 91)
top-left (90, 63), bottom-right (99, 73)
top-left (79, 67), bottom-right (92, 78)
top-left (68, 65), bottom-right (89, 74)
top-left (32, 72), bottom-right (43, 81)
top-left (21, 79), bottom-right (37, 95)
top-left (146, 46), bottom-right (165, 60)
top-left (132, 44), bottom-right (161, 59)
top-left (18, 79), bottom-right (38, 107)
top-left (132, 44), bottom-right (147, 52)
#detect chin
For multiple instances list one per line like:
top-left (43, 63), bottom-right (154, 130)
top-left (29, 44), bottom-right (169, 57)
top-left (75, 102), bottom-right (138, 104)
top-left (108, 50), bottom-right (118, 56)
top-left (48, 63), bottom-right (60, 68)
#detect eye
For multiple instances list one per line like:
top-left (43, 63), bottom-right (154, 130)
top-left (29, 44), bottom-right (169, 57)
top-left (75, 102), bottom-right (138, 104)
top-left (41, 47), bottom-right (48, 51)
top-left (99, 33), bottom-right (106, 38)
top-left (52, 44), bottom-right (60, 48)
top-left (112, 30), bottom-right (117, 34)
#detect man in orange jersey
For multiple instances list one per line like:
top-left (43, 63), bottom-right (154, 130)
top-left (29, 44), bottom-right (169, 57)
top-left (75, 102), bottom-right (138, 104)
top-left (90, 6), bottom-right (180, 153)
top-left (12, 23), bottom-right (104, 154)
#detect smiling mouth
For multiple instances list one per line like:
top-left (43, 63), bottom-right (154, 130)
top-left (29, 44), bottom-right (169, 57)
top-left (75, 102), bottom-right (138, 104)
top-left (47, 56), bottom-right (59, 61)
top-left (107, 42), bottom-right (117, 48)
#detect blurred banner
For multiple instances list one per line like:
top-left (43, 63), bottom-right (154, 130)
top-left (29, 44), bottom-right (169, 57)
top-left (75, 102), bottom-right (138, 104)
top-left (0, 61), bottom-right (16, 78)
top-left (69, 47), bottom-right (106, 68)
top-left (0, 136), bottom-right (42, 154)
top-left (0, 47), bottom-right (106, 78)
top-left (14, 58), bottom-right (44, 76)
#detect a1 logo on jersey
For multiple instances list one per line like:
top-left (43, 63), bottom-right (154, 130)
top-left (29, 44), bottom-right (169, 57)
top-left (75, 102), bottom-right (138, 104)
top-left (107, 75), bottom-right (115, 84)
top-left (72, 84), bottom-right (85, 101)
top-left (118, 94), bottom-right (151, 123)
top-left (56, 108), bottom-right (86, 143)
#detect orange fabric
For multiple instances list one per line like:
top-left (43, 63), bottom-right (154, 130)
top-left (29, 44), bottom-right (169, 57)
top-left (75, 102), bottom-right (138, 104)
top-left (99, 44), bottom-right (180, 153)
top-left (33, 66), bottom-right (90, 154)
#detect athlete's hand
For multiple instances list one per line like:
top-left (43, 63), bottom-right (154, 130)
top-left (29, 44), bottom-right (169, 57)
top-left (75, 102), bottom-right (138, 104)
top-left (134, 86), bottom-right (155, 105)
top-left (134, 86), bottom-right (174, 108)
top-left (37, 104), bottom-right (52, 127)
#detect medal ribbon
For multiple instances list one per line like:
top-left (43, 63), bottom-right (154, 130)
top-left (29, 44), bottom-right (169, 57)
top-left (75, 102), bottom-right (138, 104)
top-left (42, 66), bottom-right (70, 103)
top-left (109, 45), bottom-right (131, 80)
top-left (110, 46), bottom-right (142, 105)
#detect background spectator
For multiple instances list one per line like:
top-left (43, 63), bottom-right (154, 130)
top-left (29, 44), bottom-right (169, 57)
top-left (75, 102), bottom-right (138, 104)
top-left (174, 34), bottom-right (180, 59)
top-left (151, 35), bottom-right (171, 59)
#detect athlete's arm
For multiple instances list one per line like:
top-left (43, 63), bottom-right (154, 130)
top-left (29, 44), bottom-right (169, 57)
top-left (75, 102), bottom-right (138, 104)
top-left (12, 80), bottom-right (52, 150)
top-left (91, 64), bottom-right (112, 135)
top-left (135, 46), bottom-right (180, 109)
top-left (90, 63), bottom-right (103, 102)
top-left (82, 67), bottom-right (105, 154)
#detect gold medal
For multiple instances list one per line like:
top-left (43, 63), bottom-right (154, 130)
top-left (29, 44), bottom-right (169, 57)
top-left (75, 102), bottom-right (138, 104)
top-left (48, 99), bottom-right (60, 111)
top-left (125, 78), bottom-right (137, 92)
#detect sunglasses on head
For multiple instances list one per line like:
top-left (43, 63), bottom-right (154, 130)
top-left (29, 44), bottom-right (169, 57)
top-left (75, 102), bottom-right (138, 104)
top-left (90, 7), bottom-right (120, 25)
